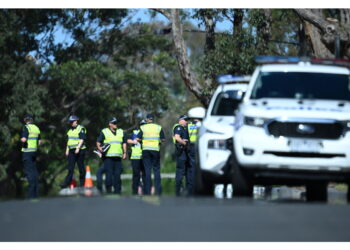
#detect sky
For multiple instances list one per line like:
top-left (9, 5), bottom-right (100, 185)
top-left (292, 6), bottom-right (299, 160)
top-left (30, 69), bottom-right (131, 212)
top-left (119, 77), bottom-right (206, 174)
top-left (3, 0), bottom-right (349, 8)
top-left (52, 9), bottom-right (232, 46)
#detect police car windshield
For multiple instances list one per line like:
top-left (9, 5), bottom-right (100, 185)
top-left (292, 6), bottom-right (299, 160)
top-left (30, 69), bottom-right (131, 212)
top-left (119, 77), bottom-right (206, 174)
top-left (251, 72), bottom-right (350, 101)
top-left (211, 90), bottom-right (241, 116)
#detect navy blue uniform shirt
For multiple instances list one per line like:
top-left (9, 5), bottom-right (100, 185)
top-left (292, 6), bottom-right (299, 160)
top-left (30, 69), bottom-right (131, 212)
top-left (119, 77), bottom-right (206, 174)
top-left (173, 124), bottom-right (189, 141)
top-left (130, 130), bottom-right (141, 140)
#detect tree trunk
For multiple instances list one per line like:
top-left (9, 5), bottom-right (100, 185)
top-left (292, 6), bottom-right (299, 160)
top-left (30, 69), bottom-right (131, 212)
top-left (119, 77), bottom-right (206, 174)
top-left (298, 22), bottom-right (310, 57)
top-left (295, 9), bottom-right (350, 59)
top-left (203, 14), bottom-right (215, 54)
top-left (256, 9), bottom-right (272, 53)
top-left (233, 9), bottom-right (243, 36)
top-left (303, 20), bottom-right (334, 58)
top-left (202, 11), bottom-right (216, 93)
top-left (156, 9), bottom-right (211, 107)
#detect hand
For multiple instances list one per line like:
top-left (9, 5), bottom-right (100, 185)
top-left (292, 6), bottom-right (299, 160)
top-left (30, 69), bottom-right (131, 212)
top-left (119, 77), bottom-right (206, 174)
top-left (122, 152), bottom-right (127, 160)
top-left (65, 150), bottom-right (69, 157)
top-left (75, 148), bottom-right (80, 154)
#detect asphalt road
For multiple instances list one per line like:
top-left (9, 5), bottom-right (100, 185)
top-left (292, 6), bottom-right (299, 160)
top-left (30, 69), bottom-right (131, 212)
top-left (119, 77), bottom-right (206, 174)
top-left (0, 187), bottom-right (349, 242)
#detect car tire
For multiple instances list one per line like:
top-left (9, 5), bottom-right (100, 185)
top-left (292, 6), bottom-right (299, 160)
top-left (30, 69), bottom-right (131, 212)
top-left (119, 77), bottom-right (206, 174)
top-left (306, 181), bottom-right (328, 202)
top-left (194, 167), bottom-right (214, 196)
top-left (231, 154), bottom-right (253, 197)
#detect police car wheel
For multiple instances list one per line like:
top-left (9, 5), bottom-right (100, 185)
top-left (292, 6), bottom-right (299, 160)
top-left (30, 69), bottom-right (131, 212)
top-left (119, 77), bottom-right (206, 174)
top-left (231, 157), bottom-right (253, 197)
top-left (198, 180), bottom-right (214, 196)
top-left (306, 181), bottom-right (328, 202)
top-left (194, 168), bottom-right (214, 196)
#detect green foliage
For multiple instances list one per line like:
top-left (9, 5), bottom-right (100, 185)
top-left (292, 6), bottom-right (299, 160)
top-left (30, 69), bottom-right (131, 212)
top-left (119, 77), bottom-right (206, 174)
top-left (0, 9), bottom-right (185, 198)
top-left (0, 8), bottom-right (311, 198)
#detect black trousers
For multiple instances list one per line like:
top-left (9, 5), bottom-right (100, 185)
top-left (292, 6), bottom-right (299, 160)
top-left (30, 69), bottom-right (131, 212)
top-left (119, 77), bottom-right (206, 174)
top-left (175, 147), bottom-right (195, 196)
top-left (131, 159), bottom-right (146, 195)
top-left (187, 143), bottom-right (196, 193)
top-left (104, 157), bottom-right (122, 194)
top-left (142, 150), bottom-right (161, 195)
top-left (22, 152), bottom-right (39, 199)
top-left (96, 162), bottom-right (106, 191)
top-left (63, 149), bottom-right (86, 187)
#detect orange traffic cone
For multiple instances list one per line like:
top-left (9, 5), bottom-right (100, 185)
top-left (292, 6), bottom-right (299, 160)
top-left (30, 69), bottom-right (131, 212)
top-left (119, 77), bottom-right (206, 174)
top-left (84, 165), bottom-right (93, 188)
top-left (69, 176), bottom-right (77, 189)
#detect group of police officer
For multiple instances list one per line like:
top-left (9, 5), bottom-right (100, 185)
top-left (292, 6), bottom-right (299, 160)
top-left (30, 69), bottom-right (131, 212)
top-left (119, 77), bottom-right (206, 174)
top-left (20, 112), bottom-right (200, 199)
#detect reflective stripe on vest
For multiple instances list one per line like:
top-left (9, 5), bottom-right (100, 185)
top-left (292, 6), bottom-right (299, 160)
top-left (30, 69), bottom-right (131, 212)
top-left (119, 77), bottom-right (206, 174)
top-left (131, 130), bottom-right (142, 159)
top-left (67, 125), bottom-right (86, 149)
top-left (140, 123), bottom-right (161, 151)
top-left (188, 122), bottom-right (198, 143)
top-left (102, 128), bottom-right (124, 157)
top-left (22, 124), bottom-right (40, 152)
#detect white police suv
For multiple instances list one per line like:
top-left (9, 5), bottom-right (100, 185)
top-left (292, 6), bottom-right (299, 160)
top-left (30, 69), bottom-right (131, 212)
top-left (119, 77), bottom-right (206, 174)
top-left (193, 75), bottom-right (250, 195)
top-left (232, 56), bottom-right (350, 201)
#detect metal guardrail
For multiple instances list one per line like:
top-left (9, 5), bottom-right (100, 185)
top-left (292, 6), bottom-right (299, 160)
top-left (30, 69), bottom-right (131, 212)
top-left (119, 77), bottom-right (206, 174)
top-left (92, 173), bottom-right (176, 181)
top-left (21, 173), bottom-right (176, 182)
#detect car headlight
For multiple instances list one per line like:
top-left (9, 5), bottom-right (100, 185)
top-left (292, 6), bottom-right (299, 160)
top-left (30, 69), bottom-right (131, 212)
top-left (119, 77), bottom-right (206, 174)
top-left (341, 121), bottom-right (350, 132)
top-left (208, 139), bottom-right (227, 150)
top-left (244, 116), bottom-right (268, 127)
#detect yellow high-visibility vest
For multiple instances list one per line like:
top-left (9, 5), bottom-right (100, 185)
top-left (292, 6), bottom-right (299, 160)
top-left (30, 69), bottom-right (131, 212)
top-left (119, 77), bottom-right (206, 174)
top-left (172, 123), bottom-right (183, 144)
top-left (102, 128), bottom-right (124, 157)
top-left (22, 124), bottom-right (40, 152)
top-left (67, 125), bottom-right (87, 149)
top-left (130, 129), bottom-right (142, 159)
top-left (140, 123), bottom-right (162, 151)
top-left (188, 122), bottom-right (198, 143)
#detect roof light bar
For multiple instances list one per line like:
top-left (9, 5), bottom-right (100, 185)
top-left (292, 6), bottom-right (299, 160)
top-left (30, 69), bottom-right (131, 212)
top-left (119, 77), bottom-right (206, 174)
top-left (255, 56), bottom-right (350, 68)
top-left (255, 56), bottom-right (302, 64)
top-left (216, 75), bottom-right (251, 84)
top-left (310, 58), bottom-right (350, 68)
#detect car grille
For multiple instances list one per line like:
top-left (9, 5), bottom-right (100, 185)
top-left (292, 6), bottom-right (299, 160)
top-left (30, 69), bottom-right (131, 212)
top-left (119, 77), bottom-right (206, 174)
top-left (266, 121), bottom-right (344, 139)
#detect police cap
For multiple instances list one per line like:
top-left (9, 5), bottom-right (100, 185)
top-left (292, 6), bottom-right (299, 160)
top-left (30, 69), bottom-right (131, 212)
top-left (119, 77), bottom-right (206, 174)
top-left (146, 114), bottom-right (154, 120)
top-left (108, 117), bottom-right (118, 124)
top-left (23, 114), bottom-right (33, 121)
top-left (178, 114), bottom-right (189, 121)
top-left (68, 115), bottom-right (79, 122)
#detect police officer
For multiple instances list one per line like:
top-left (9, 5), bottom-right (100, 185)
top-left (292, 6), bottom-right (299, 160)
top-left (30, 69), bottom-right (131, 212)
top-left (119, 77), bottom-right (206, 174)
top-left (61, 115), bottom-right (87, 188)
top-left (127, 119), bottom-right (147, 195)
top-left (93, 141), bottom-right (111, 192)
top-left (96, 117), bottom-right (127, 194)
top-left (136, 114), bottom-right (165, 195)
top-left (21, 114), bottom-right (41, 199)
top-left (173, 115), bottom-right (194, 196)
top-left (96, 162), bottom-right (106, 192)
top-left (187, 112), bottom-right (201, 194)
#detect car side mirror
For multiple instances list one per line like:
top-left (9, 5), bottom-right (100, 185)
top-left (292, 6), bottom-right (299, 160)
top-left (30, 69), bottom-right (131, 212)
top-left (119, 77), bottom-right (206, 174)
top-left (188, 106), bottom-right (206, 119)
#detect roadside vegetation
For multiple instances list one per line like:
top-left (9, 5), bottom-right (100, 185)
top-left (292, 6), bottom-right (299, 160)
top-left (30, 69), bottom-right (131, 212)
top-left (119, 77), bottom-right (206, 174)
top-left (1, 9), bottom-right (349, 198)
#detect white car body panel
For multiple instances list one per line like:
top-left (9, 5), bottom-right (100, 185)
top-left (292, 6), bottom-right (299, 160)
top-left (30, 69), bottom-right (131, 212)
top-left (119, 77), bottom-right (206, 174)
top-left (198, 84), bottom-right (248, 176)
top-left (234, 63), bottom-right (350, 176)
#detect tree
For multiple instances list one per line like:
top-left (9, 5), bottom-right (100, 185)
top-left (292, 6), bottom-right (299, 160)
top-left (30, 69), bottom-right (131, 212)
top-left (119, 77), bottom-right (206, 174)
top-left (295, 9), bottom-right (350, 58)
top-left (155, 9), bottom-right (306, 107)
top-left (0, 9), bottom-right (180, 198)
top-left (155, 9), bottom-right (212, 107)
